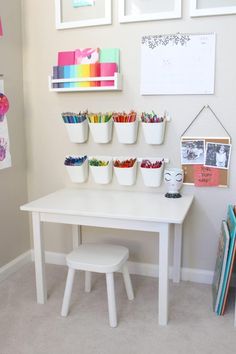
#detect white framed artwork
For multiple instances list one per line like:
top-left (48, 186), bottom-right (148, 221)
top-left (55, 0), bottom-right (111, 29)
top-left (0, 78), bottom-right (12, 170)
top-left (140, 33), bottom-right (216, 95)
top-left (190, 0), bottom-right (236, 17)
top-left (118, 0), bottom-right (182, 23)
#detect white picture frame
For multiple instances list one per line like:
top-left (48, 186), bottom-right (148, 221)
top-left (140, 33), bottom-right (216, 95)
top-left (118, 0), bottom-right (182, 23)
top-left (190, 0), bottom-right (236, 17)
top-left (55, 0), bottom-right (112, 29)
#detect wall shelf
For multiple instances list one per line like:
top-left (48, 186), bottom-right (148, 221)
top-left (48, 72), bottom-right (122, 92)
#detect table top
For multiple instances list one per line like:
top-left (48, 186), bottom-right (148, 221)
top-left (20, 188), bottom-right (194, 224)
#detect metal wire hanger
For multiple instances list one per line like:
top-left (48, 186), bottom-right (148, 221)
top-left (181, 105), bottom-right (231, 140)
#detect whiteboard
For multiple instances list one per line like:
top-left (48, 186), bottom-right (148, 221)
top-left (140, 33), bottom-right (216, 95)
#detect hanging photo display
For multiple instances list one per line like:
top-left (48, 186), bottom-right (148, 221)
top-left (180, 105), bottom-right (232, 187)
top-left (181, 137), bottom-right (231, 187)
top-left (0, 79), bottom-right (11, 170)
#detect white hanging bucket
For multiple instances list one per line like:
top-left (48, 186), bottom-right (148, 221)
top-left (89, 156), bottom-right (113, 184)
top-left (140, 158), bottom-right (164, 187)
top-left (114, 119), bottom-right (138, 144)
top-left (66, 158), bottom-right (88, 183)
top-left (142, 120), bottom-right (166, 145)
top-left (89, 119), bottom-right (113, 143)
top-left (113, 157), bottom-right (137, 186)
top-left (65, 119), bottom-right (88, 143)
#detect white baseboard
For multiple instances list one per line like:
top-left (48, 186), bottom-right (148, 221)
top-left (39, 250), bottom-right (214, 285)
top-left (0, 251), bottom-right (32, 283)
top-left (0, 250), bottom-right (215, 285)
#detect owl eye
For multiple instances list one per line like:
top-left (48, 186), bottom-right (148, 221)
top-left (87, 54), bottom-right (91, 59)
top-left (175, 173), bottom-right (182, 182)
top-left (164, 173), bottom-right (171, 182)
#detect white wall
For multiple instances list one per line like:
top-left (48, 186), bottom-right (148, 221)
top-left (22, 0), bottom-right (236, 272)
top-left (0, 0), bottom-right (29, 267)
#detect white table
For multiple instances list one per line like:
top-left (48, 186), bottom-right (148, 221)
top-left (20, 188), bottom-right (193, 326)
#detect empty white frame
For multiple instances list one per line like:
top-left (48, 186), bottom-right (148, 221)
top-left (55, 0), bottom-right (112, 29)
top-left (190, 0), bottom-right (236, 17)
top-left (119, 0), bottom-right (182, 23)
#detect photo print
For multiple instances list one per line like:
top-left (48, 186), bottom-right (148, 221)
top-left (181, 139), bottom-right (205, 165)
top-left (204, 142), bottom-right (231, 170)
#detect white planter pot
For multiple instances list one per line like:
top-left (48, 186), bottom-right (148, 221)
top-left (65, 120), bottom-right (88, 143)
top-left (140, 160), bottom-right (164, 187)
top-left (66, 159), bottom-right (88, 183)
top-left (89, 156), bottom-right (112, 184)
top-left (114, 120), bottom-right (138, 144)
top-left (141, 120), bottom-right (166, 145)
top-left (113, 158), bottom-right (137, 186)
top-left (89, 119), bottom-right (113, 143)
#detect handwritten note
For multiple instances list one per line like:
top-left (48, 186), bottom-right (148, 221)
top-left (194, 165), bottom-right (219, 187)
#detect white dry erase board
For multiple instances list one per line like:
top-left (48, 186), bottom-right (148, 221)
top-left (140, 33), bottom-right (216, 95)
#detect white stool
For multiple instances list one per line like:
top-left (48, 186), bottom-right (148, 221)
top-left (61, 243), bottom-right (134, 327)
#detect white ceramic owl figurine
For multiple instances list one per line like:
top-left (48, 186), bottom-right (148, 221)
top-left (164, 168), bottom-right (184, 198)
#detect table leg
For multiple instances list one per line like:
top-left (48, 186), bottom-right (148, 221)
top-left (173, 224), bottom-right (182, 283)
top-left (32, 212), bottom-right (47, 304)
top-left (159, 223), bottom-right (170, 326)
top-left (72, 225), bottom-right (81, 248)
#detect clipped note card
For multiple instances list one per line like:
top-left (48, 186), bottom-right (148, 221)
top-left (193, 165), bottom-right (220, 187)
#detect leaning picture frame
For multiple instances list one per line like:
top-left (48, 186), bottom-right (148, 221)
top-left (55, 0), bottom-right (112, 29)
top-left (190, 0), bottom-right (236, 17)
top-left (118, 0), bottom-right (182, 23)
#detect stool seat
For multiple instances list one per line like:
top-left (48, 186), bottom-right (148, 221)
top-left (61, 243), bottom-right (134, 327)
top-left (66, 244), bottom-right (129, 273)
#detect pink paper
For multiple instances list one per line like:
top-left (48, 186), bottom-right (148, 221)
top-left (194, 165), bottom-right (220, 187)
top-left (58, 51), bottom-right (75, 66)
top-left (0, 93), bottom-right (9, 120)
top-left (75, 48), bottom-right (99, 64)
top-left (0, 17), bottom-right (3, 37)
top-left (100, 63), bottom-right (117, 86)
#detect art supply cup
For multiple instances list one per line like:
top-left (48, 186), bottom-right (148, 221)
top-left (88, 118), bottom-right (113, 143)
top-left (114, 119), bottom-right (138, 144)
top-left (65, 157), bottom-right (88, 183)
top-left (89, 156), bottom-right (112, 184)
top-left (113, 157), bottom-right (137, 186)
top-left (65, 119), bottom-right (88, 143)
top-left (140, 158), bottom-right (164, 187)
top-left (141, 120), bottom-right (166, 145)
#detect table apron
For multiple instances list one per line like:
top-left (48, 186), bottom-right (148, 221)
top-left (40, 212), bottom-right (172, 233)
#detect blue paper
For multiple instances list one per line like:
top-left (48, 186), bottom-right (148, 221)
top-left (73, 0), bottom-right (94, 8)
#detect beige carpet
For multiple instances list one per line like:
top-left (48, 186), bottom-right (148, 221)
top-left (0, 263), bottom-right (235, 354)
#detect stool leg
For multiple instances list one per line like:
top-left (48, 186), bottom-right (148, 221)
top-left (61, 267), bottom-right (75, 317)
top-left (85, 271), bottom-right (91, 293)
top-left (122, 264), bottom-right (134, 300)
top-left (105, 273), bottom-right (117, 328)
